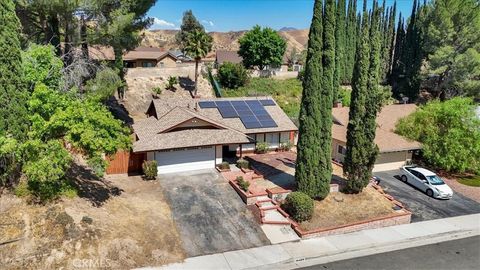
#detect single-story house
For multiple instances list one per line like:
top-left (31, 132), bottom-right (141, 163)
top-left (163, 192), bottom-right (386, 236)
top-left (215, 50), bottom-right (243, 67)
top-left (123, 47), bottom-right (179, 68)
top-left (331, 104), bottom-right (421, 172)
top-left (88, 45), bottom-right (180, 68)
top-left (132, 97), bottom-right (298, 174)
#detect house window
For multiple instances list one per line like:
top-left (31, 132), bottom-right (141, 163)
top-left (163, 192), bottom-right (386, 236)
top-left (159, 62), bottom-right (165, 68)
top-left (337, 145), bottom-right (347, 155)
top-left (142, 61), bottom-right (154, 67)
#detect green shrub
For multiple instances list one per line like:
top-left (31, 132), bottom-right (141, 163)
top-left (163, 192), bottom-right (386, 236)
top-left (281, 192), bottom-right (314, 222)
top-left (217, 62), bottom-right (249, 89)
top-left (142, 160), bottom-right (158, 180)
top-left (166, 76), bottom-right (178, 90)
top-left (218, 161), bottom-right (230, 170)
top-left (297, 69), bottom-right (305, 82)
top-left (152, 86), bottom-right (162, 97)
top-left (256, 142), bottom-right (269, 154)
top-left (396, 97), bottom-right (480, 174)
top-left (279, 141), bottom-right (294, 151)
top-left (338, 87), bottom-right (351, 107)
top-left (14, 180), bottom-right (31, 197)
top-left (236, 176), bottom-right (250, 192)
top-left (22, 140), bottom-right (73, 202)
top-left (236, 159), bottom-right (249, 169)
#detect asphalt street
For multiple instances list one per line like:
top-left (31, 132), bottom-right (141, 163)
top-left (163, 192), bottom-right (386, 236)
top-left (374, 170), bottom-right (480, 222)
top-left (301, 236), bottom-right (480, 270)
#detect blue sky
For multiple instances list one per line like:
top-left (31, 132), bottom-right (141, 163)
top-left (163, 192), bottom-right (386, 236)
top-left (147, 0), bottom-right (416, 32)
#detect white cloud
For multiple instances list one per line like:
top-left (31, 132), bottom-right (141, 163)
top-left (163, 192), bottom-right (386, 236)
top-left (201, 20), bottom-right (215, 27)
top-left (150, 17), bottom-right (177, 29)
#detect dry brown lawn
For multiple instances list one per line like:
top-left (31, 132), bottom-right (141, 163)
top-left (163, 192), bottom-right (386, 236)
top-left (300, 187), bottom-right (396, 231)
top-left (0, 173), bottom-right (185, 270)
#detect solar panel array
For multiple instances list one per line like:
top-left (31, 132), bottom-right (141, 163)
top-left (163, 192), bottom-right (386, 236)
top-left (198, 99), bottom-right (278, 129)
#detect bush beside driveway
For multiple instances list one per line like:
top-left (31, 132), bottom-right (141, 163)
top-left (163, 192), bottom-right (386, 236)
top-left (374, 170), bottom-right (480, 222)
top-left (159, 169), bottom-right (270, 257)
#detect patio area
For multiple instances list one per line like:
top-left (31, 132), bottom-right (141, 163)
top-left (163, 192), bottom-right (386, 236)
top-left (222, 152), bottom-right (345, 199)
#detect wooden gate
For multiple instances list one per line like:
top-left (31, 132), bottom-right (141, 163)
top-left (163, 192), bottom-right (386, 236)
top-left (106, 151), bottom-right (146, 175)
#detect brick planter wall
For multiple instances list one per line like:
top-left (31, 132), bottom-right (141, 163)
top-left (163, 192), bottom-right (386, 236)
top-left (229, 180), bottom-right (268, 205)
top-left (292, 210), bottom-right (411, 239)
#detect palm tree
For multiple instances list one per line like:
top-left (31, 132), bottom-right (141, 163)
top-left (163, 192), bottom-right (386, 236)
top-left (184, 29), bottom-right (213, 97)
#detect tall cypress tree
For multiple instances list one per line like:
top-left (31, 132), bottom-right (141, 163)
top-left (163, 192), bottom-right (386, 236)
top-left (344, 0), bottom-right (383, 193)
top-left (0, 0), bottom-right (28, 140)
top-left (385, 2), bottom-right (397, 81)
top-left (345, 0), bottom-right (357, 83)
top-left (402, 0), bottom-right (423, 101)
top-left (334, 0), bottom-right (346, 101)
top-left (318, 0), bottom-right (335, 198)
top-left (391, 14), bottom-right (405, 94)
top-left (295, 0), bottom-right (325, 199)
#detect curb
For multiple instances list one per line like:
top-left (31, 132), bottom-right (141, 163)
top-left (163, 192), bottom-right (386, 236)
top-left (253, 228), bottom-right (479, 270)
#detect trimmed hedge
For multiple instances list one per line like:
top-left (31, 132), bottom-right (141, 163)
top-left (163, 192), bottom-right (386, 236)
top-left (218, 161), bottom-right (230, 170)
top-left (281, 192), bottom-right (314, 222)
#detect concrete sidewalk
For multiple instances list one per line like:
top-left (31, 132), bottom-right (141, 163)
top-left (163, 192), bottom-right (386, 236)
top-left (140, 214), bottom-right (480, 270)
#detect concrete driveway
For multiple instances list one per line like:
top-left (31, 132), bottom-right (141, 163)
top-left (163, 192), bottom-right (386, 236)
top-left (375, 170), bottom-right (480, 222)
top-left (159, 169), bottom-right (270, 257)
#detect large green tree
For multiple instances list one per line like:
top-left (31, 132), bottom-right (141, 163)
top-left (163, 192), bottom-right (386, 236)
top-left (238, 25), bottom-right (287, 71)
top-left (344, 0), bottom-right (358, 83)
top-left (344, 0), bottom-right (382, 194)
top-left (184, 29), bottom-right (213, 97)
top-left (396, 98), bottom-right (480, 174)
top-left (0, 0), bottom-right (29, 140)
top-left (296, 0), bottom-right (333, 200)
top-left (420, 0), bottom-right (480, 99)
top-left (176, 10), bottom-right (205, 51)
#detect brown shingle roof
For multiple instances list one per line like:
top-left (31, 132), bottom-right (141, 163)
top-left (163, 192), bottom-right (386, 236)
top-left (150, 97), bottom-right (298, 134)
top-left (133, 129), bottom-right (253, 152)
top-left (132, 105), bottom-right (255, 152)
top-left (215, 50), bottom-right (243, 64)
top-left (331, 104), bottom-right (421, 153)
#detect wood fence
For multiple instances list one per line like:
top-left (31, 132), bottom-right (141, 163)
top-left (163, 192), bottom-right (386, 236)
top-left (105, 151), bottom-right (146, 175)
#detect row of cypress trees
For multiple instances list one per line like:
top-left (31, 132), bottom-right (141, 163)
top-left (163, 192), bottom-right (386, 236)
top-left (296, 0), bottom-right (394, 198)
top-left (335, 0), bottom-right (399, 88)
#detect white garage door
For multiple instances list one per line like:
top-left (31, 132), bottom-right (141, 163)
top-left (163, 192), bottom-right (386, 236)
top-left (155, 147), bottom-right (215, 174)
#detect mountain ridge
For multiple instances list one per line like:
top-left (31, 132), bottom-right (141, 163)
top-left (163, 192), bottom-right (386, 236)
top-left (141, 28), bottom-right (308, 56)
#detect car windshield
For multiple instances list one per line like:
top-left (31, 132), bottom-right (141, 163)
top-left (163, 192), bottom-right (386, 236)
top-left (427, 175), bottom-right (445, 185)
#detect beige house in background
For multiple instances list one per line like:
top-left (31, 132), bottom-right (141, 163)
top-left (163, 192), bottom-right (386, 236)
top-left (88, 45), bottom-right (185, 68)
top-left (331, 104), bottom-right (421, 172)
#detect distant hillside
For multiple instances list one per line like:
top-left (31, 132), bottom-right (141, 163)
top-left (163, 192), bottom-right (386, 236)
top-left (141, 28), bottom-right (309, 56)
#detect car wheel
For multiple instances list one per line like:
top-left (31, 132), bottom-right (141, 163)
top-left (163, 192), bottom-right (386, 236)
top-left (401, 175), bottom-right (408, 182)
top-left (426, 189), bottom-right (434, 197)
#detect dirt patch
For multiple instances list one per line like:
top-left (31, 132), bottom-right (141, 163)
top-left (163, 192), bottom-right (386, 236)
top-left (299, 187), bottom-right (397, 231)
top-left (0, 174), bottom-right (185, 269)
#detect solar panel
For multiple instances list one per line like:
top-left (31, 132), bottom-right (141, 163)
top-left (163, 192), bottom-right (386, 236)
top-left (198, 101), bottom-right (216, 108)
top-left (218, 107), bottom-right (238, 118)
top-left (199, 99), bottom-right (278, 129)
top-left (260, 120), bottom-right (277, 128)
top-left (216, 101), bottom-right (232, 107)
top-left (245, 100), bottom-right (262, 107)
top-left (256, 114), bottom-right (274, 121)
top-left (260, 99), bottom-right (276, 106)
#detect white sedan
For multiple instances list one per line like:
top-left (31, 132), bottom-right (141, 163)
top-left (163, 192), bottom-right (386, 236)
top-left (400, 166), bottom-right (453, 199)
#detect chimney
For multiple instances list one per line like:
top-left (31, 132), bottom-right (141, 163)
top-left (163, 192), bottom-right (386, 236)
top-left (333, 101), bottom-right (342, 108)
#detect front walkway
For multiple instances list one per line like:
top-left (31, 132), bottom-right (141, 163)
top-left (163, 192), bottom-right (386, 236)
top-left (141, 213), bottom-right (480, 270)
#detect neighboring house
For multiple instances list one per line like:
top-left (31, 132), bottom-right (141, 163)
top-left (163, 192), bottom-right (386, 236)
top-left (331, 104), bottom-right (421, 172)
top-left (132, 97), bottom-right (298, 174)
top-left (88, 45), bottom-right (181, 68)
top-left (123, 47), bottom-right (178, 68)
top-left (215, 50), bottom-right (243, 67)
